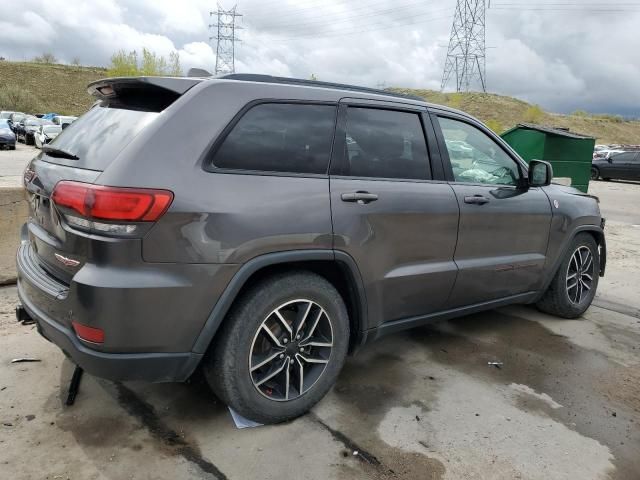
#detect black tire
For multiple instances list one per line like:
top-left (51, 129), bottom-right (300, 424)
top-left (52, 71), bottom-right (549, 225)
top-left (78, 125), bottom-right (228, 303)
top-left (536, 233), bottom-right (599, 319)
top-left (590, 167), bottom-right (599, 181)
top-left (204, 271), bottom-right (350, 424)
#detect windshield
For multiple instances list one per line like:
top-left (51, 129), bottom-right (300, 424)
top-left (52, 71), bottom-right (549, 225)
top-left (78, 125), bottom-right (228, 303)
top-left (45, 105), bottom-right (159, 170)
top-left (43, 125), bottom-right (62, 134)
top-left (0, 112), bottom-right (13, 119)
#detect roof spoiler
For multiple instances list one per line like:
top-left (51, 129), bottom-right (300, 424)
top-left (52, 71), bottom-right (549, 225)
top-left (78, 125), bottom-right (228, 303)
top-left (87, 77), bottom-right (204, 111)
top-left (87, 76), bottom-right (203, 99)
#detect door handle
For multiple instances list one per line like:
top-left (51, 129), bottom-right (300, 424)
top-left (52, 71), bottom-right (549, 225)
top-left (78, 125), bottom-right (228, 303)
top-left (464, 195), bottom-right (490, 205)
top-left (341, 191), bottom-right (379, 204)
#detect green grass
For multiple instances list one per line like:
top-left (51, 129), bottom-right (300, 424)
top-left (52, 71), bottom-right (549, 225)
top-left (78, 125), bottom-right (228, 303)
top-left (0, 61), bottom-right (638, 144)
top-left (0, 61), bottom-right (106, 116)
top-left (392, 88), bottom-right (640, 144)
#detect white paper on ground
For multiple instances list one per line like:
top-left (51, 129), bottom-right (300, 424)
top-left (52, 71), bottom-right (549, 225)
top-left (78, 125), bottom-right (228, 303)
top-left (228, 407), bottom-right (263, 429)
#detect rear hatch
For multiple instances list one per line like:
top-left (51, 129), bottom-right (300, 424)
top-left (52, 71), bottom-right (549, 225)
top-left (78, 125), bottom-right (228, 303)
top-left (23, 76), bottom-right (201, 285)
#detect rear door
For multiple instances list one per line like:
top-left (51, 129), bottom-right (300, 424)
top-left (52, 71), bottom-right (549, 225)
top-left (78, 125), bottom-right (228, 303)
top-left (432, 112), bottom-right (552, 307)
top-left (329, 100), bottom-right (459, 329)
top-left (619, 152), bottom-right (640, 180)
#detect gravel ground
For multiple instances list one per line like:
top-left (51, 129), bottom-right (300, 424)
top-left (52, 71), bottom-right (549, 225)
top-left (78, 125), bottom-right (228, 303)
top-left (0, 152), bottom-right (639, 479)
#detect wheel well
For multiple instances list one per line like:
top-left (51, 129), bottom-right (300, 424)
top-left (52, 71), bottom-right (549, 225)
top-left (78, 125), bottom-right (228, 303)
top-left (228, 260), bottom-right (364, 352)
top-left (582, 229), bottom-right (606, 276)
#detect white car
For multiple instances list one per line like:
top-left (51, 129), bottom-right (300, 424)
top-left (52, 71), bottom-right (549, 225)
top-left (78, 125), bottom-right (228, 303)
top-left (52, 115), bottom-right (78, 128)
top-left (34, 124), bottom-right (62, 149)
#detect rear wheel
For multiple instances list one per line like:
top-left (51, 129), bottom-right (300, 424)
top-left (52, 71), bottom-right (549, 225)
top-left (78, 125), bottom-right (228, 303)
top-left (536, 233), bottom-right (599, 318)
top-left (590, 167), bottom-right (599, 181)
top-left (204, 271), bottom-right (350, 424)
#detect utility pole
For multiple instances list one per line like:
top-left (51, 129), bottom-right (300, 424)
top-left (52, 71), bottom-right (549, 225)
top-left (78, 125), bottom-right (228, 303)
top-left (441, 0), bottom-right (487, 93)
top-left (209, 4), bottom-right (242, 75)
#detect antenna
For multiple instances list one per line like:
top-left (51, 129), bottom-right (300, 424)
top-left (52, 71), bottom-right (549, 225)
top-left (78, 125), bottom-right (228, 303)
top-left (441, 0), bottom-right (487, 92)
top-left (210, 4), bottom-right (242, 75)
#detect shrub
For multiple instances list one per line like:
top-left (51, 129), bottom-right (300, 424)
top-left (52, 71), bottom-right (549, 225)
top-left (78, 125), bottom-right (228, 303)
top-left (0, 85), bottom-right (40, 112)
top-left (572, 110), bottom-right (589, 117)
top-left (485, 119), bottom-right (504, 134)
top-left (523, 105), bottom-right (544, 123)
top-left (447, 92), bottom-right (463, 109)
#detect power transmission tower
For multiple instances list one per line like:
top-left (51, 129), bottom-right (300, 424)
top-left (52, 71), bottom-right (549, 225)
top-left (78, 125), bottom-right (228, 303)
top-left (441, 0), bottom-right (486, 93)
top-left (209, 4), bottom-right (242, 75)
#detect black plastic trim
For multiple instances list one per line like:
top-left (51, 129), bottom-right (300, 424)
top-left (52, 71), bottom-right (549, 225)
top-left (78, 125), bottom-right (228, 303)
top-left (17, 282), bottom-right (201, 382)
top-left (191, 249), bottom-right (369, 354)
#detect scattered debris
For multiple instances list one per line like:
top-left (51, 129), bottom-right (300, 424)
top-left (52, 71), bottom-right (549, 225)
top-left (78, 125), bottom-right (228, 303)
top-left (3, 422), bottom-right (13, 427)
top-left (488, 361), bottom-right (503, 369)
top-left (10, 357), bottom-right (41, 363)
top-left (25, 415), bottom-right (35, 421)
top-left (612, 412), bottom-right (617, 417)
top-left (415, 415), bottom-right (421, 422)
top-left (418, 440), bottom-right (429, 449)
top-left (353, 450), bottom-right (359, 456)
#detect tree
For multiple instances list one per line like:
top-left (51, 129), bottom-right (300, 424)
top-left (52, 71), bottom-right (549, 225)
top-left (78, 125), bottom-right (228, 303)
top-left (33, 52), bottom-right (57, 64)
top-left (168, 51), bottom-right (181, 76)
top-left (107, 49), bottom-right (182, 77)
top-left (107, 50), bottom-right (139, 77)
top-left (71, 57), bottom-right (81, 67)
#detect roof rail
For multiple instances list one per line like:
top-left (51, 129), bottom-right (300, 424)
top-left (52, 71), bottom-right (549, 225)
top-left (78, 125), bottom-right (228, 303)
top-left (218, 74), bottom-right (425, 102)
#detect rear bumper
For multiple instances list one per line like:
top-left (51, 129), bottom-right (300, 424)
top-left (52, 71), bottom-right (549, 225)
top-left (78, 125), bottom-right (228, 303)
top-left (15, 236), bottom-right (234, 382)
top-left (18, 281), bottom-right (202, 382)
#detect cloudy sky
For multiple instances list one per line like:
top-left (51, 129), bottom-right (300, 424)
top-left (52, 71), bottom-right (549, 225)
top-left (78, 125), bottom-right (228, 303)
top-left (1, 0), bottom-right (639, 116)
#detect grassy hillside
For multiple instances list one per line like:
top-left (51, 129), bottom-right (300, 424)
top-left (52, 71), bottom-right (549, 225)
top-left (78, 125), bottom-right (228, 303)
top-left (393, 88), bottom-right (640, 144)
top-left (0, 61), bottom-right (638, 144)
top-left (0, 61), bottom-right (106, 116)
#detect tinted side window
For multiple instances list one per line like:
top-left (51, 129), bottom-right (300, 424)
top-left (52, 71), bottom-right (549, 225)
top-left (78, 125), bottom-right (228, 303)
top-left (341, 107), bottom-right (430, 180)
top-left (438, 117), bottom-right (521, 186)
top-left (612, 152), bottom-right (636, 162)
top-left (212, 103), bottom-right (336, 175)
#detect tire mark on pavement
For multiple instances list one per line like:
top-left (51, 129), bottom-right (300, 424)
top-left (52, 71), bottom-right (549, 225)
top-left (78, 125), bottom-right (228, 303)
top-left (114, 382), bottom-right (228, 480)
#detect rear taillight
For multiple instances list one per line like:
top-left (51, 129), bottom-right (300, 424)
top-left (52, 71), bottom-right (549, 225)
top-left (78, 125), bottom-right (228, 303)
top-left (51, 181), bottom-right (173, 236)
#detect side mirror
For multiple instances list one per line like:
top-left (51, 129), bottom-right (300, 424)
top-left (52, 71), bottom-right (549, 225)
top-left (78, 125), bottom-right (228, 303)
top-left (529, 160), bottom-right (553, 187)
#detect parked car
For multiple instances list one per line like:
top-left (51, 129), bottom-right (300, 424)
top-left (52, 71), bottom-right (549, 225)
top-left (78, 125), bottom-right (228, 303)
top-left (0, 119), bottom-right (16, 149)
top-left (0, 111), bottom-right (16, 120)
top-left (8, 112), bottom-right (25, 134)
top-left (52, 115), bottom-right (77, 128)
top-left (19, 117), bottom-right (52, 145)
top-left (16, 74), bottom-right (607, 424)
top-left (34, 124), bottom-right (62, 149)
top-left (592, 151), bottom-right (640, 181)
top-left (40, 113), bottom-right (59, 121)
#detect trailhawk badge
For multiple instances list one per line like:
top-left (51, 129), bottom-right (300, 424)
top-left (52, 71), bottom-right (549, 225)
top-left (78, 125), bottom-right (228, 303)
top-left (54, 253), bottom-right (80, 267)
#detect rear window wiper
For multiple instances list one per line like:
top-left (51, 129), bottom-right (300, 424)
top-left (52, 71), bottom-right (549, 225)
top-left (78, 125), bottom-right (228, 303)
top-left (42, 145), bottom-right (79, 160)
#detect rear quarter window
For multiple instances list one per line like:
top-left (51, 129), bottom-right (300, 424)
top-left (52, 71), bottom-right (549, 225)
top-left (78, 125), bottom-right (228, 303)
top-left (43, 106), bottom-right (158, 171)
top-left (211, 103), bottom-right (337, 175)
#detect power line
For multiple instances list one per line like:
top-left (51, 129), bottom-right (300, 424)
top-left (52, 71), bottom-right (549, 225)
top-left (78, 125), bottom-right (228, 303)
top-left (441, 0), bottom-right (487, 93)
top-left (253, 0), bottom-right (437, 31)
top-left (253, 12), bottom-right (453, 43)
top-left (210, 4), bottom-right (242, 75)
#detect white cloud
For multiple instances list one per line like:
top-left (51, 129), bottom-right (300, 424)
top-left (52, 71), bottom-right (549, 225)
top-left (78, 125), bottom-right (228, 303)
top-left (0, 0), bottom-right (638, 115)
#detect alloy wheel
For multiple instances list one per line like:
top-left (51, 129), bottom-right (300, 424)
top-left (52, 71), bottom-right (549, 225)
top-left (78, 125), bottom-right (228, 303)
top-left (566, 246), bottom-right (595, 305)
top-left (249, 299), bottom-right (333, 402)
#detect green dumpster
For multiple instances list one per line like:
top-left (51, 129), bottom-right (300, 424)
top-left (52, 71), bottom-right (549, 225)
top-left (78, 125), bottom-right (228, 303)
top-left (501, 123), bottom-right (595, 193)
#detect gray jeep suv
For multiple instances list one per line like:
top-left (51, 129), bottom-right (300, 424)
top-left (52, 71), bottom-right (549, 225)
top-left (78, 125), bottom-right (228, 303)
top-left (16, 74), bottom-right (606, 423)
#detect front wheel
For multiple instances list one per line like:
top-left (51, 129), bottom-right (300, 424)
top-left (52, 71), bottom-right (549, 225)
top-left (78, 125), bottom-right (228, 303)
top-left (537, 233), bottom-right (599, 318)
top-left (204, 271), bottom-right (350, 424)
top-left (590, 167), bottom-right (599, 181)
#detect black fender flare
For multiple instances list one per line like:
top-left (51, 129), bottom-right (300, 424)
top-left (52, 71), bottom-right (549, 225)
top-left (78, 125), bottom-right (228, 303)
top-left (191, 249), bottom-right (368, 354)
top-left (537, 225), bottom-right (606, 301)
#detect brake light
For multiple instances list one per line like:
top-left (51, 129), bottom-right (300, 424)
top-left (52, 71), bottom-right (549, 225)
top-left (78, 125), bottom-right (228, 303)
top-left (72, 321), bottom-right (104, 344)
top-left (52, 181), bottom-right (173, 222)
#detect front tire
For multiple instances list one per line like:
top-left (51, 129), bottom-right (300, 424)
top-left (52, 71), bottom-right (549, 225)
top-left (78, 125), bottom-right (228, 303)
top-left (204, 271), bottom-right (350, 424)
top-left (536, 233), bottom-right (599, 318)
top-left (590, 167), bottom-right (599, 181)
